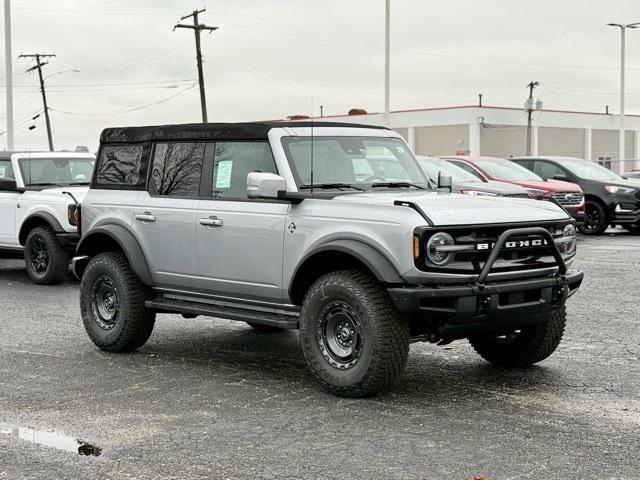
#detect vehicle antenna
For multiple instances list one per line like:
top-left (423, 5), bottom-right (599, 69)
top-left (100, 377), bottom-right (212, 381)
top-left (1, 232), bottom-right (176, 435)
top-left (310, 96), bottom-right (314, 194)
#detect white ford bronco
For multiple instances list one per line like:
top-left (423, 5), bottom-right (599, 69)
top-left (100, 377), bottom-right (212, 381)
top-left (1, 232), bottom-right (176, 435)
top-left (73, 122), bottom-right (583, 397)
top-left (0, 152), bottom-right (95, 284)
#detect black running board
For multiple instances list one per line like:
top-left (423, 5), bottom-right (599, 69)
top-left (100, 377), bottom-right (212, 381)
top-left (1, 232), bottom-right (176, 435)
top-left (145, 298), bottom-right (299, 330)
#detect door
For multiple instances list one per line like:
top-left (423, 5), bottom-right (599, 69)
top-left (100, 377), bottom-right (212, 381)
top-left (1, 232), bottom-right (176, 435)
top-left (195, 141), bottom-right (288, 303)
top-left (0, 159), bottom-right (19, 248)
top-left (532, 160), bottom-right (573, 182)
top-left (131, 142), bottom-right (209, 289)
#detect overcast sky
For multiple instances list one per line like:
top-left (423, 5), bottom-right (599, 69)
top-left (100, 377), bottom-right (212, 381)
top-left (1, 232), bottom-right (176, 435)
top-left (1, 0), bottom-right (639, 152)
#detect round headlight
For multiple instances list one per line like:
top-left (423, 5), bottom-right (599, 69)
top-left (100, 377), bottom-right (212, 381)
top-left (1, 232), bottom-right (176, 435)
top-left (560, 223), bottom-right (577, 254)
top-left (426, 232), bottom-right (456, 266)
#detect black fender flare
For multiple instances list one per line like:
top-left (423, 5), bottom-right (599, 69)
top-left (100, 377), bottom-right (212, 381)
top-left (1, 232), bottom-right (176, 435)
top-left (19, 212), bottom-right (65, 244)
top-left (289, 239), bottom-right (404, 299)
top-left (76, 224), bottom-right (154, 285)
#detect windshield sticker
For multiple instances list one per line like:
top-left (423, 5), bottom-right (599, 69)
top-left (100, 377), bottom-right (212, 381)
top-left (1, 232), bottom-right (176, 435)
top-left (216, 160), bottom-right (233, 189)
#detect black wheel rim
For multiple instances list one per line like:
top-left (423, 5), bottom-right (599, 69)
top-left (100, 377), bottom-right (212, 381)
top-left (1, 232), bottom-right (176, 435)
top-left (582, 204), bottom-right (603, 233)
top-left (317, 300), bottom-right (363, 369)
top-left (90, 275), bottom-right (120, 330)
top-left (29, 237), bottom-right (49, 274)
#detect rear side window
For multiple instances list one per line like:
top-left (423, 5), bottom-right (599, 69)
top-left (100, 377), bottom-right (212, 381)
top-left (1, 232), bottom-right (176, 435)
top-left (95, 144), bottom-right (145, 188)
top-left (211, 142), bottom-right (277, 199)
top-left (532, 161), bottom-right (566, 180)
top-left (0, 160), bottom-right (14, 180)
top-left (150, 142), bottom-right (206, 197)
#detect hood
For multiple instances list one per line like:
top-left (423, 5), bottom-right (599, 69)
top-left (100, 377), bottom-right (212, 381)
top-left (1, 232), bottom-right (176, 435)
top-left (602, 178), bottom-right (640, 189)
top-left (336, 190), bottom-right (569, 226)
top-left (454, 180), bottom-right (528, 195)
top-left (507, 179), bottom-right (581, 193)
top-left (36, 185), bottom-right (89, 203)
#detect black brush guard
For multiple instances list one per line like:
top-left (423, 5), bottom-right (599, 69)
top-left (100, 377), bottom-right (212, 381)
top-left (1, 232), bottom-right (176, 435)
top-left (388, 227), bottom-right (584, 338)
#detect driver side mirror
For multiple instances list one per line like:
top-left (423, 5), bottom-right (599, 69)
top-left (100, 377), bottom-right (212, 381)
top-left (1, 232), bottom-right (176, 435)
top-left (552, 173), bottom-right (568, 181)
top-left (437, 171), bottom-right (453, 192)
top-left (0, 178), bottom-right (19, 192)
top-left (246, 172), bottom-right (287, 199)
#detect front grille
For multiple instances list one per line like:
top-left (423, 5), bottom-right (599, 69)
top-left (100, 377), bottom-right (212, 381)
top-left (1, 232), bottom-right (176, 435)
top-left (502, 193), bottom-right (530, 199)
top-left (551, 191), bottom-right (583, 206)
top-left (417, 221), bottom-right (571, 275)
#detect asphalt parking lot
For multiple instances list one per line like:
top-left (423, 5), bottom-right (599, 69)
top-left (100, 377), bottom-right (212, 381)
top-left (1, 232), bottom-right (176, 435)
top-left (1, 229), bottom-right (639, 480)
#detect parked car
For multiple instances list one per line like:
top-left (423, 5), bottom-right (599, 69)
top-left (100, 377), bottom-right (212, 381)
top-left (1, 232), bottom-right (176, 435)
top-left (623, 169), bottom-right (640, 180)
top-left (0, 151), bottom-right (95, 283)
top-left (511, 156), bottom-right (640, 235)
top-left (442, 155), bottom-right (585, 222)
top-left (416, 155), bottom-right (530, 197)
top-left (73, 122), bottom-right (583, 397)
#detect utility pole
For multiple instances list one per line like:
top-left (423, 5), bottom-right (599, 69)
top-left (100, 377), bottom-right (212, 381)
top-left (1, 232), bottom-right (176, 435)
top-left (384, 0), bottom-right (390, 127)
top-left (607, 23), bottom-right (639, 169)
top-left (4, 0), bottom-right (14, 150)
top-left (525, 81), bottom-right (539, 156)
top-left (175, 9), bottom-right (218, 123)
top-left (20, 53), bottom-right (56, 151)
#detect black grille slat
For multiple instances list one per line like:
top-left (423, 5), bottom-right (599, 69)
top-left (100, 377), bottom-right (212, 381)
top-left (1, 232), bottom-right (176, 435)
top-left (502, 193), bottom-right (530, 198)
top-left (551, 191), bottom-right (583, 206)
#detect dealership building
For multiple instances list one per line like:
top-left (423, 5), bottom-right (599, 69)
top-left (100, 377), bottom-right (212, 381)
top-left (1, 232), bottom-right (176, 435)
top-left (309, 105), bottom-right (640, 173)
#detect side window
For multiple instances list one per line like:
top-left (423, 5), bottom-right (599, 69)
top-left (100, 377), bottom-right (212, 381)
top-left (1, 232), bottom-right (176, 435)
top-left (533, 161), bottom-right (565, 180)
top-left (150, 142), bottom-right (205, 197)
top-left (0, 160), bottom-right (14, 180)
top-left (211, 142), bottom-right (277, 199)
top-left (451, 161), bottom-right (484, 180)
top-left (95, 144), bottom-right (145, 188)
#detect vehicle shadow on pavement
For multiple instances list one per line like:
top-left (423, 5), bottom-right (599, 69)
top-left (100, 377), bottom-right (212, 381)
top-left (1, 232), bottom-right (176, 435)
top-left (0, 261), bottom-right (78, 285)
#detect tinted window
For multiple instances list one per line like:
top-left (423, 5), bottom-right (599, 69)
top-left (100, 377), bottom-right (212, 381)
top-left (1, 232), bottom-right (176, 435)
top-left (532, 161), bottom-right (566, 180)
top-left (211, 142), bottom-right (277, 199)
top-left (96, 145), bottom-right (145, 187)
top-left (475, 158), bottom-right (542, 181)
top-left (150, 142), bottom-right (205, 197)
top-left (449, 160), bottom-right (485, 180)
top-left (0, 160), bottom-right (14, 180)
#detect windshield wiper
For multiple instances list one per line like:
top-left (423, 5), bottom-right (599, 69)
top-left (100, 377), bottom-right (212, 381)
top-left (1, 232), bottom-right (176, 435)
top-left (370, 182), bottom-right (425, 190)
top-left (28, 182), bottom-right (62, 187)
top-left (71, 181), bottom-right (90, 185)
top-left (300, 183), bottom-right (364, 191)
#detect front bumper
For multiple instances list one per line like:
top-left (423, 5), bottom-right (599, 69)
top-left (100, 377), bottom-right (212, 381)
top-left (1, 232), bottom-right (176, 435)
top-left (389, 226), bottom-right (584, 339)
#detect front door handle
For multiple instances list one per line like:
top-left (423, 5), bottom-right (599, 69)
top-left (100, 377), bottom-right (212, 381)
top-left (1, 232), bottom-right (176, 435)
top-left (135, 212), bottom-right (156, 222)
top-left (199, 216), bottom-right (223, 227)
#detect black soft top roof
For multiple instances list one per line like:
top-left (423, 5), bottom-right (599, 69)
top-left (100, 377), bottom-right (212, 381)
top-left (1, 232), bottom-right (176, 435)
top-left (100, 121), bottom-right (389, 144)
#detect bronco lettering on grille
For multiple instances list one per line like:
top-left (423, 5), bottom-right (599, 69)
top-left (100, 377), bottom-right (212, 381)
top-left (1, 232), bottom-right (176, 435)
top-left (475, 238), bottom-right (547, 250)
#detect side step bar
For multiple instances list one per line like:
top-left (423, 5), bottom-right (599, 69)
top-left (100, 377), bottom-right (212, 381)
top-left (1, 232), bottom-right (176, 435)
top-left (145, 298), bottom-right (299, 330)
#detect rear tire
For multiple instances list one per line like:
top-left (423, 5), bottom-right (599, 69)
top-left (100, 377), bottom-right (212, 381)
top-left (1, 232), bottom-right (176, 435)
top-left (299, 270), bottom-right (409, 398)
top-left (578, 201), bottom-right (608, 235)
top-left (24, 226), bottom-right (69, 285)
top-left (469, 305), bottom-right (566, 367)
top-left (80, 252), bottom-right (155, 352)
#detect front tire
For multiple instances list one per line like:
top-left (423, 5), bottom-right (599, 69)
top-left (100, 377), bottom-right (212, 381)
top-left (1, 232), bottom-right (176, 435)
top-left (80, 252), bottom-right (155, 352)
top-left (578, 201), bottom-right (608, 235)
top-left (24, 226), bottom-right (69, 284)
top-left (299, 270), bottom-right (409, 398)
top-left (469, 306), bottom-right (566, 367)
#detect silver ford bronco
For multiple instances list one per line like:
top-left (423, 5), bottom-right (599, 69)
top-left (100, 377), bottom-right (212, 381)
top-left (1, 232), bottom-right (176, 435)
top-left (73, 122), bottom-right (583, 397)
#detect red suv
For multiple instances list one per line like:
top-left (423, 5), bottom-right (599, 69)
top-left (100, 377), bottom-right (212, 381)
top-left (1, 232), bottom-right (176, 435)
top-left (442, 155), bottom-right (585, 221)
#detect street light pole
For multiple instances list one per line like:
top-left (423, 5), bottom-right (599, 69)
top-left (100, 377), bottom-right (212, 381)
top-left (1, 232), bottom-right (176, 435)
top-left (384, 0), bottom-right (390, 127)
top-left (607, 22), bottom-right (639, 170)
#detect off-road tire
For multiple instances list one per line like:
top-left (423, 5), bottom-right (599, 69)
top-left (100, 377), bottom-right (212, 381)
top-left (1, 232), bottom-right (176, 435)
top-left (469, 305), bottom-right (566, 367)
top-left (246, 322), bottom-right (285, 332)
top-left (24, 226), bottom-right (69, 285)
top-left (578, 201), bottom-right (608, 235)
top-left (80, 252), bottom-right (155, 352)
top-left (299, 269), bottom-right (409, 398)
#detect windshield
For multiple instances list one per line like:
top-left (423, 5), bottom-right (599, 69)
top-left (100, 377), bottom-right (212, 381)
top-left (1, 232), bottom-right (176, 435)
top-left (18, 157), bottom-right (95, 187)
top-left (418, 157), bottom-right (483, 183)
top-left (281, 136), bottom-right (428, 189)
top-left (475, 158), bottom-right (542, 181)
top-left (559, 158), bottom-right (622, 181)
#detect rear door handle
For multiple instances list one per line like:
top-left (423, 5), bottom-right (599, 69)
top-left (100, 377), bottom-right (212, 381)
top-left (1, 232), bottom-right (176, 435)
top-left (135, 212), bottom-right (156, 222)
top-left (199, 216), bottom-right (223, 227)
